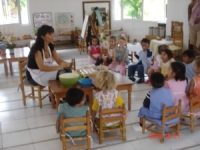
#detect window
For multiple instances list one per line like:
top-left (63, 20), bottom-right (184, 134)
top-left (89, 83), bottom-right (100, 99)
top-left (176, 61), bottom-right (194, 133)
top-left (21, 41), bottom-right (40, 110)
top-left (115, 0), bottom-right (167, 22)
top-left (0, 0), bottom-right (29, 25)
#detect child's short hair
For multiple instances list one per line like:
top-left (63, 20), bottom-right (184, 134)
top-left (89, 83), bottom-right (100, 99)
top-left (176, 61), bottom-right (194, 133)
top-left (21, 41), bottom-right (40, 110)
top-left (96, 70), bottom-right (116, 90)
top-left (119, 36), bottom-right (127, 42)
top-left (109, 36), bottom-right (117, 42)
top-left (65, 88), bottom-right (84, 106)
top-left (90, 35), bottom-right (100, 46)
top-left (182, 50), bottom-right (195, 59)
top-left (141, 38), bottom-right (150, 45)
top-left (170, 62), bottom-right (186, 81)
top-left (161, 49), bottom-right (173, 59)
top-left (158, 44), bottom-right (168, 54)
top-left (150, 72), bottom-right (165, 88)
top-left (194, 56), bottom-right (200, 70)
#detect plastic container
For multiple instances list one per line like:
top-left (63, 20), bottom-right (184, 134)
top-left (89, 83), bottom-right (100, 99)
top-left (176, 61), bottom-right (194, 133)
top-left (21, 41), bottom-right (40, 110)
top-left (78, 78), bottom-right (93, 87)
top-left (59, 73), bottom-right (80, 86)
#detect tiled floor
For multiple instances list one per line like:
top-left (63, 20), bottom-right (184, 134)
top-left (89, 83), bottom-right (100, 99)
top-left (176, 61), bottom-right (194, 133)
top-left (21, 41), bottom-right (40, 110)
top-left (0, 49), bottom-right (200, 150)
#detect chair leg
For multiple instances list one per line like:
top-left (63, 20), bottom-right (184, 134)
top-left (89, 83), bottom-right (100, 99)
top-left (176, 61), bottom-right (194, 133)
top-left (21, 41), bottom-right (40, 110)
top-left (87, 135), bottom-right (91, 150)
top-left (99, 130), bottom-right (103, 144)
top-left (61, 136), bottom-right (66, 150)
top-left (21, 84), bottom-right (26, 106)
top-left (31, 87), bottom-right (35, 100)
top-left (160, 126), bottom-right (164, 143)
top-left (38, 86), bottom-right (42, 108)
top-left (190, 116), bottom-right (194, 133)
top-left (176, 122), bottom-right (180, 135)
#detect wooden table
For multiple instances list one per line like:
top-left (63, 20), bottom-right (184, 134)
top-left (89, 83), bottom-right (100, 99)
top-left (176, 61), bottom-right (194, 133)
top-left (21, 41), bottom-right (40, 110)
top-left (48, 80), bottom-right (94, 113)
top-left (7, 47), bottom-right (30, 75)
top-left (91, 72), bottom-right (134, 111)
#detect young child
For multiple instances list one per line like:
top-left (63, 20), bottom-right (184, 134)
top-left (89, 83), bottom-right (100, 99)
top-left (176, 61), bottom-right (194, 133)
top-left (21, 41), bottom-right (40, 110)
top-left (92, 70), bottom-right (127, 127)
top-left (157, 49), bottom-right (175, 79)
top-left (88, 35), bottom-right (103, 66)
top-left (102, 36), bottom-right (116, 65)
top-left (182, 50), bottom-right (196, 92)
top-left (128, 38), bottom-right (153, 84)
top-left (188, 56), bottom-right (200, 97)
top-left (166, 62), bottom-right (189, 113)
top-left (56, 88), bottom-right (88, 137)
top-left (146, 44), bottom-right (169, 84)
top-left (109, 36), bottom-right (130, 75)
top-left (132, 72), bottom-right (174, 132)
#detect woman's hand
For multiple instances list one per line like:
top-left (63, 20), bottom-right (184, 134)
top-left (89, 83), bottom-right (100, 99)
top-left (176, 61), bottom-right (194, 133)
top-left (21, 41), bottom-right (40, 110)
top-left (59, 62), bottom-right (69, 69)
top-left (194, 17), bottom-right (200, 25)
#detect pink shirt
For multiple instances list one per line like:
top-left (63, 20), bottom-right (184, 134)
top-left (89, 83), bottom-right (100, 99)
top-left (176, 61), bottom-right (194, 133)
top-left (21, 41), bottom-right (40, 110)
top-left (189, 0), bottom-right (200, 28)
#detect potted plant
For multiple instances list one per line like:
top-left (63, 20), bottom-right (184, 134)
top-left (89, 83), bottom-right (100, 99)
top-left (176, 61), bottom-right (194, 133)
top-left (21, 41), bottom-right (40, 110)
top-left (2, 36), bottom-right (16, 54)
top-left (33, 28), bottom-right (38, 36)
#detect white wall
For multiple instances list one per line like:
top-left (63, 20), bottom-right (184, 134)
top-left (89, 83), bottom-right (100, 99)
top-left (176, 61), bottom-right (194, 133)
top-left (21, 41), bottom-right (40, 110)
top-left (166, 0), bottom-right (190, 49)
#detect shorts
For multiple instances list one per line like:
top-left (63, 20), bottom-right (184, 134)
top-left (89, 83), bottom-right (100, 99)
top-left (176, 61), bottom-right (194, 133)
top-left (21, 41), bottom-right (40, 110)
top-left (189, 25), bottom-right (200, 48)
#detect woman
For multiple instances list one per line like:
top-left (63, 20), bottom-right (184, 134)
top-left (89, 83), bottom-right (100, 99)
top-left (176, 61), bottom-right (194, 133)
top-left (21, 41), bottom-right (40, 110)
top-left (27, 25), bottom-right (71, 86)
top-left (189, 0), bottom-right (200, 53)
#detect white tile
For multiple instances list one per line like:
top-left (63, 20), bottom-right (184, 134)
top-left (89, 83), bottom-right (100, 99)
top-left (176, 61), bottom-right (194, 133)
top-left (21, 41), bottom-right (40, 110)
top-left (0, 111), bottom-right (15, 122)
top-left (102, 143), bottom-right (136, 150)
top-left (34, 139), bottom-right (62, 150)
top-left (13, 99), bottom-right (37, 109)
top-left (163, 133), bottom-right (197, 150)
top-left (0, 102), bottom-right (13, 111)
top-left (125, 100), bottom-right (142, 111)
top-left (0, 135), bottom-right (2, 149)
top-left (1, 119), bottom-right (28, 133)
top-left (181, 127), bottom-right (200, 144)
top-left (126, 111), bottom-right (139, 125)
top-left (186, 146), bottom-right (200, 150)
top-left (2, 130), bottom-right (32, 148)
top-left (27, 114), bottom-right (56, 129)
top-left (14, 107), bottom-right (42, 119)
top-left (30, 126), bottom-right (59, 143)
top-left (126, 125), bottom-right (149, 141)
top-left (130, 138), bottom-right (170, 150)
top-left (3, 144), bottom-right (35, 150)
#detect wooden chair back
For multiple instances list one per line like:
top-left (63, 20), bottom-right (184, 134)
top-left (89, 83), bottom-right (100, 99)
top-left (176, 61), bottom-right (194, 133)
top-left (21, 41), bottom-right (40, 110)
top-left (18, 58), bottom-right (28, 83)
top-left (171, 21), bottom-right (183, 38)
top-left (162, 101), bottom-right (181, 125)
top-left (172, 32), bottom-right (183, 49)
top-left (61, 111), bottom-right (91, 150)
top-left (189, 95), bottom-right (200, 112)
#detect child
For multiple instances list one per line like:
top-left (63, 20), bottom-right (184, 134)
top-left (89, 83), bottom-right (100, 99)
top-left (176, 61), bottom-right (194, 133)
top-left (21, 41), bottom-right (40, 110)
top-left (182, 50), bottom-right (196, 92)
top-left (157, 49), bottom-right (175, 79)
top-left (132, 72), bottom-right (174, 132)
top-left (166, 62), bottom-right (189, 113)
top-left (128, 38), bottom-right (153, 84)
top-left (92, 70), bottom-right (127, 126)
top-left (188, 56), bottom-right (200, 97)
top-left (146, 44), bottom-right (169, 84)
top-left (109, 36), bottom-right (130, 75)
top-left (56, 88), bottom-right (88, 137)
top-left (88, 35), bottom-right (103, 66)
top-left (102, 36), bottom-right (116, 65)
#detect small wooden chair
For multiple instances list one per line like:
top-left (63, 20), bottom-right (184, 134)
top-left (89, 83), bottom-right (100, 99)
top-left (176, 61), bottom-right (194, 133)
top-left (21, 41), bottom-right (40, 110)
top-left (94, 104), bottom-right (126, 144)
top-left (142, 101), bottom-right (181, 143)
top-left (18, 58), bottom-right (49, 108)
top-left (169, 32), bottom-right (183, 58)
top-left (180, 95), bottom-right (200, 133)
top-left (60, 111), bottom-right (91, 150)
top-left (171, 21), bottom-right (183, 39)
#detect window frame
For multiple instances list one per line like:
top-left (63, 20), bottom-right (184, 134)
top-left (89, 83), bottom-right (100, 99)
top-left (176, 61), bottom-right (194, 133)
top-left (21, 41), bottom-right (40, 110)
top-left (119, 0), bottom-right (167, 23)
top-left (0, 0), bottom-right (30, 26)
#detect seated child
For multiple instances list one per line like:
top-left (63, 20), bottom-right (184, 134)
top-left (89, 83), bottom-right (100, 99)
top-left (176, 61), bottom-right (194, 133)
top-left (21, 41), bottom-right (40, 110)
top-left (109, 36), bottom-right (130, 75)
top-left (188, 56), bottom-right (200, 98)
top-left (92, 70), bottom-right (127, 127)
top-left (128, 38), bottom-right (153, 84)
top-left (146, 44), bottom-right (168, 84)
top-left (166, 62), bottom-right (189, 113)
top-left (56, 88), bottom-right (88, 137)
top-left (88, 35), bottom-right (103, 66)
top-left (157, 49), bottom-right (175, 79)
top-left (102, 36), bottom-right (116, 65)
top-left (132, 72), bottom-right (174, 132)
top-left (182, 50), bottom-right (196, 92)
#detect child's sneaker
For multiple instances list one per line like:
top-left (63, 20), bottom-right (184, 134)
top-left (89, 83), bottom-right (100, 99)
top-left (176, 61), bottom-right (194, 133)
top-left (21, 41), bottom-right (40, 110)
top-left (132, 124), bottom-right (146, 133)
top-left (137, 78), bottom-right (144, 84)
top-left (129, 77), bottom-right (136, 82)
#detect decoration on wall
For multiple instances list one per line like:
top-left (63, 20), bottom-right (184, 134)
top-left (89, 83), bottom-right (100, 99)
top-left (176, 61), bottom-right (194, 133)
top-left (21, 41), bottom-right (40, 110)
top-left (81, 15), bottom-right (89, 39)
top-left (33, 12), bottom-right (53, 28)
top-left (56, 12), bottom-right (74, 29)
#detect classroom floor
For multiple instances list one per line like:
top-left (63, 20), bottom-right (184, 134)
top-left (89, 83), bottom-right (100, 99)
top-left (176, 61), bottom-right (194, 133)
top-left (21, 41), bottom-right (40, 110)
top-left (0, 49), bottom-right (200, 150)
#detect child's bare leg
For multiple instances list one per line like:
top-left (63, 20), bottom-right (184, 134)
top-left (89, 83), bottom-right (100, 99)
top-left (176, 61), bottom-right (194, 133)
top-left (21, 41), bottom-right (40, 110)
top-left (147, 68), bottom-right (154, 79)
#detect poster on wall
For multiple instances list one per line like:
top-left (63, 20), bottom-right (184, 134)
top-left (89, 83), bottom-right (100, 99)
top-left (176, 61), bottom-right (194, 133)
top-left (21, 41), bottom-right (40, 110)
top-left (56, 12), bottom-right (74, 29)
top-left (33, 12), bottom-right (53, 28)
top-left (81, 15), bottom-right (89, 39)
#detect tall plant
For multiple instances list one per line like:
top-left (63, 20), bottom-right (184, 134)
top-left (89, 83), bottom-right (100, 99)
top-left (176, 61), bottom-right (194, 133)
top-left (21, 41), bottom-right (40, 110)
top-left (123, 0), bottom-right (142, 19)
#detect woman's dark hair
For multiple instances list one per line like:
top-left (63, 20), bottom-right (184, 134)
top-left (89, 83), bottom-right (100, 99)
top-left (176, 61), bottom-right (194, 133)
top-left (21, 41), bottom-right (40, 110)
top-left (150, 72), bottom-right (165, 88)
top-left (89, 35), bottom-right (100, 46)
top-left (31, 25), bottom-right (54, 52)
top-left (170, 62), bottom-right (186, 81)
top-left (161, 49), bottom-right (173, 59)
top-left (65, 88), bottom-right (84, 106)
top-left (182, 50), bottom-right (195, 59)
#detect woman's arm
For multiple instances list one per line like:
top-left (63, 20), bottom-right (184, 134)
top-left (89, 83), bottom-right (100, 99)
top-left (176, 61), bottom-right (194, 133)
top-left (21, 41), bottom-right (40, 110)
top-left (52, 49), bottom-right (70, 66)
top-left (188, 78), bottom-right (195, 97)
top-left (35, 51), bottom-right (66, 71)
